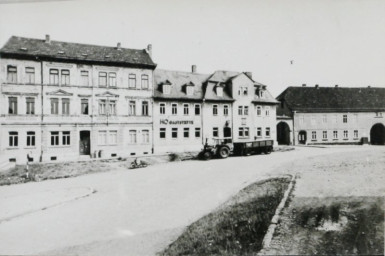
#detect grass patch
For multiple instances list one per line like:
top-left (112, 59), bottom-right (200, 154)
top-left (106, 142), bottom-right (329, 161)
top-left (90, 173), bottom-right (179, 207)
top-left (159, 177), bottom-right (291, 256)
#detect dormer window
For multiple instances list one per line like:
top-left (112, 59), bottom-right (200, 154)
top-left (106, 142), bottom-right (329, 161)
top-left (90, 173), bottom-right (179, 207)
top-left (163, 84), bottom-right (171, 94)
top-left (216, 86), bottom-right (223, 97)
top-left (186, 86), bottom-right (194, 96)
top-left (260, 90), bottom-right (264, 98)
top-left (239, 86), bottom-right (248, 96)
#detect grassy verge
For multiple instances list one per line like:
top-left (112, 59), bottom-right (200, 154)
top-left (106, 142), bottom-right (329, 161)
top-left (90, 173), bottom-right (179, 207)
top-left (159, 177), bottom-right (291, 256)
top-left (262, 197), bottom-right (384, 255)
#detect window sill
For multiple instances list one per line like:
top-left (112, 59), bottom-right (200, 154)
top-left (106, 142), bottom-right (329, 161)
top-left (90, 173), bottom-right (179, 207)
top-left (353, 138), bottom-right (359, 140)
top-left (49, 145), bottom-right (71, 148)
top-left (24, 147), bottom-right (36, 149)
top-left (6, 147), bottom-right (19, 150)
top-left (343, 138), bottom-right (349, 140)
top-left (322, 139), bottom-right (328, 141)
top-left (311, 139), bottom-right (317, 141)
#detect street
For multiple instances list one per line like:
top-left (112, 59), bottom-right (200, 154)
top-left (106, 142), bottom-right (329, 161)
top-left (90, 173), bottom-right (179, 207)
top-left (0, 146), bottom-right (384, 255)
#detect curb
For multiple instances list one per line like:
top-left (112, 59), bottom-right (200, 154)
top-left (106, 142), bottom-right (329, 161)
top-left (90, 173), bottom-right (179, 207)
top-left (260, 174), bottom-right (296, 250)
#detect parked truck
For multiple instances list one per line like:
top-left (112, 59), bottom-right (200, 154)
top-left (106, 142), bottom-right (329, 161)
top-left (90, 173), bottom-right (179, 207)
top-left (198, 138), bottom-right (273, 160)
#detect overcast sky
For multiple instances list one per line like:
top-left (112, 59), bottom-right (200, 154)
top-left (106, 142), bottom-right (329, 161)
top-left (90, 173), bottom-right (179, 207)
top-left (0, 0), bottom-right (384, 96)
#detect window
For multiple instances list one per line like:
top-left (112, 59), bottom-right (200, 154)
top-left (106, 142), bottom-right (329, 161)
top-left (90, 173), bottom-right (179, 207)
top-left (343, 114), bottom-right (348, 123)
top-left (195, 104), bottom-right (200, 115)
top-left (129, 101), bottom-right (136, 116)
top-left (80, 71), bottom-right (89, 86)
top-left (238, 106), bottom-right (243, 115)
top-left (257, 127), bottom-right (262, 137)
top-left (195, 127), bottom-right (201, 138)
top-left (61, 69), bottom-right (70, 85)
top-left (216, 86), bottom-right (223, 97)
top-left (311, 131), bottom-right (317, 140)
top-left (184, 128), bottom-right (189, 138)
top-left (50, 98), bottom-right (59, 114)
top-left (109, 130), bottom-right (117, 145)
top-left (172, 128), bottom-right (178, 138)
top-left (224, 105), bottom-right (229, 116)
top-left (108, 72), bottom-right (117, 87)
top-left (213, 127), bottom-right (219, 137)
top-left (49, 69), bottom-right (59, 85)
top-left (62, 98), bottom-right (70, 115)
top-left (322, 115), bottom-right (327, 123)
top-left (62, 131), bottom-right (70, 145)
top-left (239, 86), bottom-right (248, 96)
top-left (244, 106), bottom-right (249, 115)
top-left (142, 130), bottom-right (150, 143)
top-left (322, 131), bottom-right (328, 139)
top-left (213, 105), bottom-right (218, 116)
top-left (333, 131), bottom-right (338, 139)
top-left (26, 131), bottom-right (35, 147)
top-left (25, 67), bottom-right (35, 84)
top-left (265, 106), bottom-right (270, 116)
top-left (99, 72), bottom-right (107, 87)
top-left (50, 131), bottom-right (59, 146)
top-left (265, 127), bottom-right (270, 137)
top-left (141, 74), bottom-right (149, 89)
top-left (375, 112), bottom-right (382, 118)
top-left (25, 97), bottom-right (35, 115)
top-left (172, 104), bottom-right (177, 115)
top-left (260, 90), bottom-right (264, 98)
top-left (163, 84), bottom-right (171, 94)
top-left (186, 86), bottom-right (194, 96)
top-left (129, 130), bottom-right (137, 144)
top-left (129, 74), bottom-right (136, 88)
top-left (354, 130), bottom-right (358, 139)
top-left (159, 103), bottom-right (166, 114)
top-left (239, 127), bottom-right (250, 138)
top-left (8, 97), bottom-right (18, 114)
top-left (98, 131), bottom-right (107, 145)
top-left (160, 128), bottom-right (166, 139)
top-left (9, 132), bottom-right (18, 147)
top-left (311, 116), bottom-right (316, 125)
top-left (7, 66), bottom-right (17, 83)
top-left (109, 100), bottom-right (117, 115)
top-left (257, 106), bottom-right (262, 116)
top-left (142, 101), bottom-right (149, 116)
top-left (183, 104), bottom-right (189, 115)
top-left (81, 99), bottom-right (89, 115)
top-left (343, 130), bottom-right (348, 139)
top-left (99, 100), bottom-right (106, 115)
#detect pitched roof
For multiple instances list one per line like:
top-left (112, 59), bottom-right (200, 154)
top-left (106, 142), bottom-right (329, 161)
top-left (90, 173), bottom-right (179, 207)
top-left (154, 69), bottom-right (210, 101)
top-left (277, 86), bottom-right (385, 112)
top-left (0, 36), bottom-right (156, 68)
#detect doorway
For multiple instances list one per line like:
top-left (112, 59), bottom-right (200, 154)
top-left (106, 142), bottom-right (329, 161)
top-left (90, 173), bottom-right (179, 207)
top-left (277, 122), bottom-right (291, 145)
top-left (370, 123), bottom-right (385, 145)
top-left (298, 130), bottom-right (307, 145)
top-left (79, 130), bottom-right (91, 155)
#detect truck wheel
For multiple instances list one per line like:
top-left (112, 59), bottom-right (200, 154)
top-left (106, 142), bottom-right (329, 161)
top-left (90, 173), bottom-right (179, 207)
top-left (202, 151), bottom-right (213, 160)
top-left (265, 147), bottom-right (272, 154)
top-left (218, 147), bottom-right (230, 159)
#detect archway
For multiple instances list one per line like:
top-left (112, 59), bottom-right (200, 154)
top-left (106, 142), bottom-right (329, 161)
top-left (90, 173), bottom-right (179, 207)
top-left (277, 122), bottom-right (290, 145)
top-left (298, 130), bottom-right (307, 145)
top-left (370, 123), bottom-right (385, 145)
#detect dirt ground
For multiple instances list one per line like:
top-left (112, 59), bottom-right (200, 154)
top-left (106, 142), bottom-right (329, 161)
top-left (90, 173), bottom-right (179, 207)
top-left (260, 147), bottom-right (385, 255)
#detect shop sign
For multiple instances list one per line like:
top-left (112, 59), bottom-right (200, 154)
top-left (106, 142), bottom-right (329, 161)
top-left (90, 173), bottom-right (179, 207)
top-left (160, 119), bottom-right (194, 125)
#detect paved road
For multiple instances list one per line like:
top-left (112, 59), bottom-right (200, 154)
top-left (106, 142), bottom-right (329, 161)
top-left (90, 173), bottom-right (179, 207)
top-left (0, 146), bottom-right (379, 255)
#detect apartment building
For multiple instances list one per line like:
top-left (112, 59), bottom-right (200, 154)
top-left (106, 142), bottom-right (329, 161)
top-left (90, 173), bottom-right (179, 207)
top-left (276, 85), bottom-right (385, 145)
top-left (0, 35), bottom-right (156, 164)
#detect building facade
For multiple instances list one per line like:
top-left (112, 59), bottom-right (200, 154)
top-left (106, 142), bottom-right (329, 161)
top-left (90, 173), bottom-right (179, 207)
top-left (0, 35), bottom-right (156, 164)
top-left (153, 67), bottom-right (278, 154)
top-left (276, 85), bottom-right (385, 145)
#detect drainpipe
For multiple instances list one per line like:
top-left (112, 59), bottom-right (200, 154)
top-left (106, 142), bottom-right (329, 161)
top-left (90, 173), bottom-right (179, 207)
top-left (292, 111), bottom-right (296, 145)
top-left (39, 59), bottom-right (44, 162)
top-left (201, 99), bottom-right (205, 146)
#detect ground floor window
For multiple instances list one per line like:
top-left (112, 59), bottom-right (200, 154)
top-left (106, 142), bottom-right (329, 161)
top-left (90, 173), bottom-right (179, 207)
top-left (311, 131), bottom-right (317, 140)
top-left (9, 132), bottom-right (18, 147)
top-left (265, 127), bottom-right (270, 137)
top-left (322, 131), bottom-right (327, 140)
top-left (98, 131), bottom-right (107, 145)
top-left (343, 130), bottom-right (349, 139)
top-left (109, 130), bottom-right (117, 145)
top-left (257, 127), bottom-right (262, 137)
top-left (184, 128), bottom-right (189, 138)
top-left (142, 130), bottom-right (150, 143)
top-left (129, 130), bottom-right (137, 144)
top-left (160, 128), bottom-right (166, 139)
top-left (238, 127), bottom-right (249, 138)
top-left (333, 130), bottom-right (338, 139)
top-left (51, 131), bottom-right (59, 146)
top-left (195, 127), bottom-right (201, 138)
top-left (26, 131), bottom-right (35, 147)
top-left (172, 128), bottom-right (178, 138)
top-left (62, 131), bottom-right (71, 145)
top-left (213, 127), bottom-right (219, 137)
top-left (354, 130), bottom-right (358, 139)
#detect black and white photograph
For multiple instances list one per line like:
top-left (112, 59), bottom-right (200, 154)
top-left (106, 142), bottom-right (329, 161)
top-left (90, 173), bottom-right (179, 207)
top-left (0, 0), bottom-right (384, 255)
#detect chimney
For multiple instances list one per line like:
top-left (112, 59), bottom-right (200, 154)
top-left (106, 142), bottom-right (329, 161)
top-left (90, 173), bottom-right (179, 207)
top-left (117, 42), bottom-right (121, 50)
top-left (45, 34), bottom-right (50, 43)
top-left (192, 65), bottom-right (197, 73)
top-left (315, 84), bottom-right (319, 88)
top-left (245, 72), bottom-right (252, 79)
top-left (302, 84), bottom-right (306, 87)
top-left (147, 44), bottom-right (152, 58)
top-left (335, 84), bottom-right (338, 88)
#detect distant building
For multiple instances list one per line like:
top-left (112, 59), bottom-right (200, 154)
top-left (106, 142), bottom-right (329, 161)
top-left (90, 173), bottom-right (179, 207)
top-left (0, 35), bottom-right (156, 164)
top-left (276, 85), bottom-right (385, 145)
top-left (153, 66), bottom-right (278, 153)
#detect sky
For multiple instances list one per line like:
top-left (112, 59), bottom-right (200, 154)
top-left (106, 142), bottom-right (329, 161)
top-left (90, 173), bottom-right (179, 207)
top-left (0, 0), bottom-right (384, 96)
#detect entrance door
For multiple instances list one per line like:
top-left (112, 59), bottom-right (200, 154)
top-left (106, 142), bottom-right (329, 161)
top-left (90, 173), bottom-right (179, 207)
top-left (79, 131), bottom-right (91, 155)
top-left (223, 127), bottom-right (232, 138)
top-left (298, 130), bottom-right (307, 144)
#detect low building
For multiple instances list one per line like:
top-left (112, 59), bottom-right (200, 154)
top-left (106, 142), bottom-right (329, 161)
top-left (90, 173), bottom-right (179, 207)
top-left (0, 35), bottom-right (156, 164)
top-left (276, 85), bottom-right (385, 145)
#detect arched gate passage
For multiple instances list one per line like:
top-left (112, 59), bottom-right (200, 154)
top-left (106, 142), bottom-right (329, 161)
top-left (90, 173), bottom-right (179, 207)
top-left (277, 122), bottom-right (291, 145)
top-left (370, 123), bottom-right (385, 145)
